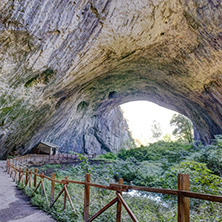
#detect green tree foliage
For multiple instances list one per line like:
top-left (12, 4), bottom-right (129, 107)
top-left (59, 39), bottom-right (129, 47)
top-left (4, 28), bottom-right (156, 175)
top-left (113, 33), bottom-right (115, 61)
top-left (117, 141), bottom-right (195, 163)
top-left (163, 134), bottom-right (172, 142)
top-left (191, 135), bottom-right (222, 176)
top-left (151, 120), bottom-right (162, 140)
top-left (170, 114), bottom-right (194, 143)
top-left (158, 161), bottom-right (222, 195)
top-left (99, 152), bottom-right (117, 160)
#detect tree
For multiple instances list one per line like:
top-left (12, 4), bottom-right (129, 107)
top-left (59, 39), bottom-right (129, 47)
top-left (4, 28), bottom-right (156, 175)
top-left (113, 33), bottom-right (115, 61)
top-left (170, 114), bottom-right (193, 143)
top-left (163, 134), bottom-right (172, 142)
top-left (151, 120), bottom-right (162, 141)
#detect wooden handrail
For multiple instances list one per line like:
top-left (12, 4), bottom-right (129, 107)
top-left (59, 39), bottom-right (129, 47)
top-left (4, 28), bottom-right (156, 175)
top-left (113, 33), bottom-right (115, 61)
top-left (6, 156), bottom-right (222, 222)
top-left (122, 184), bottom-right (178, 195)
top-left (7, 158), bottom-right (222, 202)
top-left (179, 190), bottom-right (222, 202)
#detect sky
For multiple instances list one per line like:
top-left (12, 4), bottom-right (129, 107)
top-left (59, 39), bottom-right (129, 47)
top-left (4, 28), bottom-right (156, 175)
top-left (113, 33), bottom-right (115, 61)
top-left (120, 101), bottom-right (178, 145)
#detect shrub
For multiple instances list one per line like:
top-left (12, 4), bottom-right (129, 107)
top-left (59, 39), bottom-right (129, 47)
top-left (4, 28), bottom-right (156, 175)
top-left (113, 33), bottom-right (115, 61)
top-left (99, 152), bottom-right (117, 160)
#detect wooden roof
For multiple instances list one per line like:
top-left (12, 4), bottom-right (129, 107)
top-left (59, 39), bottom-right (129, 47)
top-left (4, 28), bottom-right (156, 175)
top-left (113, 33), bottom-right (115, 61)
top-left (38, 141), bottom-right (59, 149)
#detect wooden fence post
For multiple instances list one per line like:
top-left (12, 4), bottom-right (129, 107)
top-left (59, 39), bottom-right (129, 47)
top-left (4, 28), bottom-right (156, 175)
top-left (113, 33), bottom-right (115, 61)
top-left (84, 173), bottom-right (91, 221)
top-left (34, 169), bottom-right (37, 187)
top-left (29, 170), bottom-right (32, 188)
top-left (116, 178), bottom-right (123, 222)
top-left (178, 174), bottom-right (190, 222)
top-left (64, 176), bottom-right (68, 210)
top-left (18, 167), bottom-right (21, 183)
top-left (41, 173), bottom-right (44, 196)
top-left (25, 168), bottom-right (29, 186)
top-left (51, 173), bottom-right (55, 203)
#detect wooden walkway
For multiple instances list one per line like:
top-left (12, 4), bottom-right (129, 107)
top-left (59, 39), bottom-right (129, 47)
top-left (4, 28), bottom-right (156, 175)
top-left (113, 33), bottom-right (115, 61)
top-left (0, 161), bottom-right (56, 222)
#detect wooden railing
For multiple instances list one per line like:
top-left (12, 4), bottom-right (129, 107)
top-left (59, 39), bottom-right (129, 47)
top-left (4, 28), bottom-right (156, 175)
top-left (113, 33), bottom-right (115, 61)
top-left (6, 157), bottom-right (222, 222)
top-left (9, 153), bottom-right (96, 166)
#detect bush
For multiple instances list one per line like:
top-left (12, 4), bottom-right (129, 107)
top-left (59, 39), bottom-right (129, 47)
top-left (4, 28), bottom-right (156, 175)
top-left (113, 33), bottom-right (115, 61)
top-left (192, 135), bottom-right (222, 176)
top-left (117, 141), bottom-right (195, 163)
top-left (99, 152), bottom-right (117, 160)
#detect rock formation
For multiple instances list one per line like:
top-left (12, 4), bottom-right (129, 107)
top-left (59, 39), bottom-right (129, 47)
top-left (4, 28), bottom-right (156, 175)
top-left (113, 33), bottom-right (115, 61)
top-left (1, 0), bottom-right (222, 158)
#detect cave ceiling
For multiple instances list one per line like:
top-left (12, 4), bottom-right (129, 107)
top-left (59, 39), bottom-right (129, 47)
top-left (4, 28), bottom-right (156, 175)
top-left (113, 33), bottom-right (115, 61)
top-left (0, 0), bottom-right (222, 158)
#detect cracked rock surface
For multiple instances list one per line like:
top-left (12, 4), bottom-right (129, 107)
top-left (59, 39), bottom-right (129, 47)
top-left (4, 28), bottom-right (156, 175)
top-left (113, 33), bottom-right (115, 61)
top-left (1, 0), bottom-right (222, 157)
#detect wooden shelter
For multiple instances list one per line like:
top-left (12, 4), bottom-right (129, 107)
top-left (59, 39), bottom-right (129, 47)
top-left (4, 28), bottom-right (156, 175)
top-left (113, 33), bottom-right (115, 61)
top-left (29, 141), bottom-right (59, 155)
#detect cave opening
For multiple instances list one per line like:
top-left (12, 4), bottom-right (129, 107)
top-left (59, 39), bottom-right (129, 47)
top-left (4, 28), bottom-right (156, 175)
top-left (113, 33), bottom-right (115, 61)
top-left (119, 100), bottom-right (193, 146)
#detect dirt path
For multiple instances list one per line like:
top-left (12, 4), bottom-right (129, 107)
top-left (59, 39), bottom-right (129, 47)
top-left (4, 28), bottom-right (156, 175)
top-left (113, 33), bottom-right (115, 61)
top-left (0, 161), bottom-right (56, 222)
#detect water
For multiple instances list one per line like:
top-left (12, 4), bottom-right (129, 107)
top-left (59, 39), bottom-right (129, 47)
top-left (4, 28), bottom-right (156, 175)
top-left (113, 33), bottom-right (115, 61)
top-left (125, 189), bottom-right (170, 208)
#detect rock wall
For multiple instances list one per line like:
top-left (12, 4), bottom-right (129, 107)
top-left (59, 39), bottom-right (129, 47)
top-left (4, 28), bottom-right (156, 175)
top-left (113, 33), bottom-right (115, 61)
top-left (21, 106), bottom-right (134, 155)
top-left (1, 0), bottom-right (222, 158)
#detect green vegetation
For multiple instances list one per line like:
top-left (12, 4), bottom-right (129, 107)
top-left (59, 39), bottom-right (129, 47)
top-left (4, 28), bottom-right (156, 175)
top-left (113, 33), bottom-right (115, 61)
top-left (20, 136), bottom-right (222, 221)
top-left (77, 101), bottom-right (89, 112)
top-left (117, 141), bottom-right (194, 163)
top-left (24, 68), bottom-right (55, 87)
top-left (170, 114), bottom-right (194, 143)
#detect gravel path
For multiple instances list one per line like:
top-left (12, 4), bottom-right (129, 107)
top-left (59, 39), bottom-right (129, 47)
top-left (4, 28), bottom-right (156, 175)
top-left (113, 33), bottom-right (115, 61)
top-left (0, 161), bottom-right (56, 222)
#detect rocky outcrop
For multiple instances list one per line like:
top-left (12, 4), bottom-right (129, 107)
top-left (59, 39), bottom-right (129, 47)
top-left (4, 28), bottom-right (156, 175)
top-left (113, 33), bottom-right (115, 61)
top-left (24, 107), bottom-right (134, 155)
top-left (1, 0), bottom-right (222, 158)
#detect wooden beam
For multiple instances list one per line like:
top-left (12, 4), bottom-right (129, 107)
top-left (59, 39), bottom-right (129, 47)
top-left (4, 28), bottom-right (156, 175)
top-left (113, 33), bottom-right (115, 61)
top-left (63, 176), bottom-right (68, 210)
top-left (64, 185), bottom-right (76, 212)
top-left (179, 190), bottom-right (222, 203)
top-left (49, 187), bottom-right (65, 208)
top-left (51, 173), bottom-right (55, 203)
top-left (84, 173), bottom-right (91, 221)
top-left (116, 178), bottom-right (123, 222)
top-left (87, 197), bottom-right (118, 222)
top-left (34, 169), bottom-right (37, 187)
top-left (41, 178), bottom-right (49, 206)
top-left (178, 174), bottom-right (190, 222)
top-left (116, 192), bottom-right (139, 222)
top-left (25, 168), bottom-right (29, 186)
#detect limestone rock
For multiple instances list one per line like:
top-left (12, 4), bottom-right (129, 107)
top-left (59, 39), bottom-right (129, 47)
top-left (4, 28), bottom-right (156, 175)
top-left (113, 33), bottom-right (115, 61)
top-left (1, 0), bottom-right (222, 158)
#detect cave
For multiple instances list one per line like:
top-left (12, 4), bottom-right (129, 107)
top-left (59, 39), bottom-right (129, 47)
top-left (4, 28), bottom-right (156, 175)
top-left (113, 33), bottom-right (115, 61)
top-left (1, 0), bottom-right (222, 158)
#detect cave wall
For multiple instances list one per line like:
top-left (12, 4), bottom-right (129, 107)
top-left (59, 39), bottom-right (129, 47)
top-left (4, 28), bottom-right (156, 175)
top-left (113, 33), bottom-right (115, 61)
top-left (1, 0), bottom-right (222, 158)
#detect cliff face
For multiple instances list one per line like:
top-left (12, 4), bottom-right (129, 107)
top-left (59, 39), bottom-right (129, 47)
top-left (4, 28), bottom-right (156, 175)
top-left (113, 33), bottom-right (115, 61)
top-left (0, 0), bottom-right (222, 158)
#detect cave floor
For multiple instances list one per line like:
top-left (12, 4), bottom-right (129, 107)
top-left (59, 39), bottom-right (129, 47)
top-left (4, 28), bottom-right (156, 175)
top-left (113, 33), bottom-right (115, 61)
top-left (0, 161), bottom-right (56, 222)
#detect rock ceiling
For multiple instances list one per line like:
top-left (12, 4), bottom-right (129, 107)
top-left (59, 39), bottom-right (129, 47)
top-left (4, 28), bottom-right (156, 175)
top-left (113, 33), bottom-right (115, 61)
top-left (0, 0), bottom-right (222, 158)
